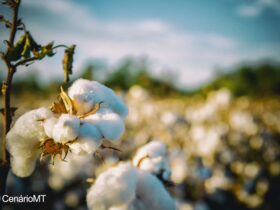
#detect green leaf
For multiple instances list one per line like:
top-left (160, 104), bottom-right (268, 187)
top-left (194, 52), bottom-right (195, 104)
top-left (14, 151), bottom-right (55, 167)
top-left (21, 33), bottom-right (31, 58)
top-left (63, 45), bottom-right (75, 82)
top-left (26, 32), bottom-right (41, 53)
top-left (42, 42), bottom-right (55, 57)
top-left (7, 34), bottom-right (26, 61)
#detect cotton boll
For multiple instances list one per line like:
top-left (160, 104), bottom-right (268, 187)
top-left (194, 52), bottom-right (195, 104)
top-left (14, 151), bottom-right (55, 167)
top-left (87, 163), bottom-right (175, 210)
top-left (10, 153), bottom-right (38, 177)
top-left (6, 107), bottom-right (53, 177)
top-left (68, 79), bottom-right (95, 115)
top-left (43, 117), bottom-right (58, 138)
top-left (79, 122), bottom-right (103, 143)
top-left (52, 114), bottom-right (80, 144)
top-left (69, 122), bottom-right (103, 155)
top-left (85, 108), bottom-right (125, 141)
top-left (7, 132), bottom-right (40, 177)
top-left (135, 170), bottom-right (176, 210)
top-left (87, 163), bottom-right (137, 210)
top-left (68, 79), bottom-right (128, 117)
top-left (134, 141), bottom-right (167, 160)
top-left (8, 107), bottom-right (53, 143)
top-left (133, 141), bottom-right (171, 182)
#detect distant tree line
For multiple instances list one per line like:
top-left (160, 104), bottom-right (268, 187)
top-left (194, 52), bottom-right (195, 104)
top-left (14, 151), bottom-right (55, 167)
top-left (201, 64), bottom-right (280, 97)
top-left (2, 60), bottom-right (280, 97)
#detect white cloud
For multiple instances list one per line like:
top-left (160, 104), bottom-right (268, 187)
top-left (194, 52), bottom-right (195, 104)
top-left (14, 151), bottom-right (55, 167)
top-left (236, 0), bottom-right (280, 17)
top-left (1, 0), bottom-right (279, 88)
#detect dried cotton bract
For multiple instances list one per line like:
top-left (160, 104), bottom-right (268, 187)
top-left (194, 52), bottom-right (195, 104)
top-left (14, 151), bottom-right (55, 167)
top-left (6, 79), bottom-right (128, 177)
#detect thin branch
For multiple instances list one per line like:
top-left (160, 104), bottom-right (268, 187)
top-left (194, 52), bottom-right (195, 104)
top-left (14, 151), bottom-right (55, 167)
top-left (14, 44), bottom-right (70, 67)
top-left (8, 1), bottom-right (20, 50)
top-left (14, 56), bottom-right (38, 67)
top-left (52, 44), bottom-right (68, 50)
top-left (1, 0), bottom-right (21, 164)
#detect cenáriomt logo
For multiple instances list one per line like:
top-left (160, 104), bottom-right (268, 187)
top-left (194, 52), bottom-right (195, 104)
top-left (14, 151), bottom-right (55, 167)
top-left (0, 194), bottom-right (46, 203)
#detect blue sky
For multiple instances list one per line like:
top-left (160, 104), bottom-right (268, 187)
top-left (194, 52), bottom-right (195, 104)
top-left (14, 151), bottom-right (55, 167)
top-left (1, 0), bottom-right (280, 88)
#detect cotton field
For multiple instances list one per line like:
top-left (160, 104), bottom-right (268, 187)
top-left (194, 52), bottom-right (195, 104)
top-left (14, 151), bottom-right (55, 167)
top-left (2, 85), bottom-right (280, 210)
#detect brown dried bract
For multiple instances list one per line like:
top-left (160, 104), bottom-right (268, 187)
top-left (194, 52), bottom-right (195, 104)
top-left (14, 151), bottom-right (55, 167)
top-left (39, 138), bottom-right (76, 165)
top-left (50, 86), bottom-right (76, 115)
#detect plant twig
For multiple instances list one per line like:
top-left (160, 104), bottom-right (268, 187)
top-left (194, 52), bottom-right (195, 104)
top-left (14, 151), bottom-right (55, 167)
top-left (1, 0), bottom-right (21, 164)
top-left (0, 0), bottom-right (21, 205)
top-left (14, 56), bottom-right (38, 67)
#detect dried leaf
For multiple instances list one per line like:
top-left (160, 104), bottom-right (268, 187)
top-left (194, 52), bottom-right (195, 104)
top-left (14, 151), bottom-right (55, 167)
top-left (50, 97), bottom-right (67, 114)
top-left (0, 107), bottom-right (17, 117)
top-left (50, 87), bottom-right (76, 115)
top-left (63, 45), bottom-right (75, 82)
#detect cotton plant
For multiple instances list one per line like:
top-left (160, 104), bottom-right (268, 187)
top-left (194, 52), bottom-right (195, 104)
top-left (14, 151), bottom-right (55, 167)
top-left (87, 141), bottom-right (176, 210)
top-left (6, 79), bottom-right (128, 177)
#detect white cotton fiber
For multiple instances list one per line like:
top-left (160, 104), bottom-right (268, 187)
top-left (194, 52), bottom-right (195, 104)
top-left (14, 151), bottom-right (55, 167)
top-left (43, 117), bottom-right (58, 138)
top-left (68, 79), bottom-right (128, 117)
top-left (85, 107), bottom-right (125, 141)
top-left (87, 163), bottom-right (175, 210)
top-left (134, 170), bottom-right (176, 210)
top-left (10, 154), bottom-right (38, 177)
top-left (8, 107), bottom-right (53, 143)
top-left (134, 141), bottom-right (167, 160)
top-left (79, 122), bottom-right (103, 142)
top-left (133, 141), bottom-right (171, 181)
top-left (52, 114), bottom-right (80, 144)
top-left (69, 122), bottom-right (103, 155)
top-left (87, 163), bottom-right (137, 210)
top-left (6, 107), bottom-right (53, 177)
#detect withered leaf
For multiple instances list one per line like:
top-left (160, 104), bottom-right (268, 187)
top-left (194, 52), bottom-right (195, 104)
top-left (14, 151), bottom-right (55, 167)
top-left (0, 107), bottom-right (18, 117)
top-left (50, 97), bottom-right (68, 114)
top-left (63, 45), bottom-right (75, 83)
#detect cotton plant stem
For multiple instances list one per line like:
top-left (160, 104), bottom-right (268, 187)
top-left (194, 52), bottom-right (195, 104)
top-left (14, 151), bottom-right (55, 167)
top-left (0, 0), bottom-right (21, 204)
top-left (1, 0), bottom-right (20, 164)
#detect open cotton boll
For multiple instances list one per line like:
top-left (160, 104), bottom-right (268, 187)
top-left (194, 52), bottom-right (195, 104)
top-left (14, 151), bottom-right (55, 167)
top-left (68, 79), bottom-right (128, 118)
top-left (8, 107), bottom-right (53, 143)
top-left (85, 108), bottom-right (125, 141)
top-left (10, 153), bottom-right (39, 177)
top-left (6, 107), bottom-right (53, 177)
top-left (43, 117), bottom-right (58, 138)
top-left (87, 163), bottom-right (175, 210)
top-left (68, 122), bottom-right (102, 155)
top-left (70, 122), bottom-right (103, 155)
top-left (133, 141), bottom-right (171, 182)
top-left (87, 163), bottom-right (137, 210)
top-left (52, 114), bottom-right (80, 144)
top-left (6, 132), bottom-right (40, 177)
top-left (134, 170), bottom-right (176, 210)
top-left (134, 141), bottom-right (167, 160)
